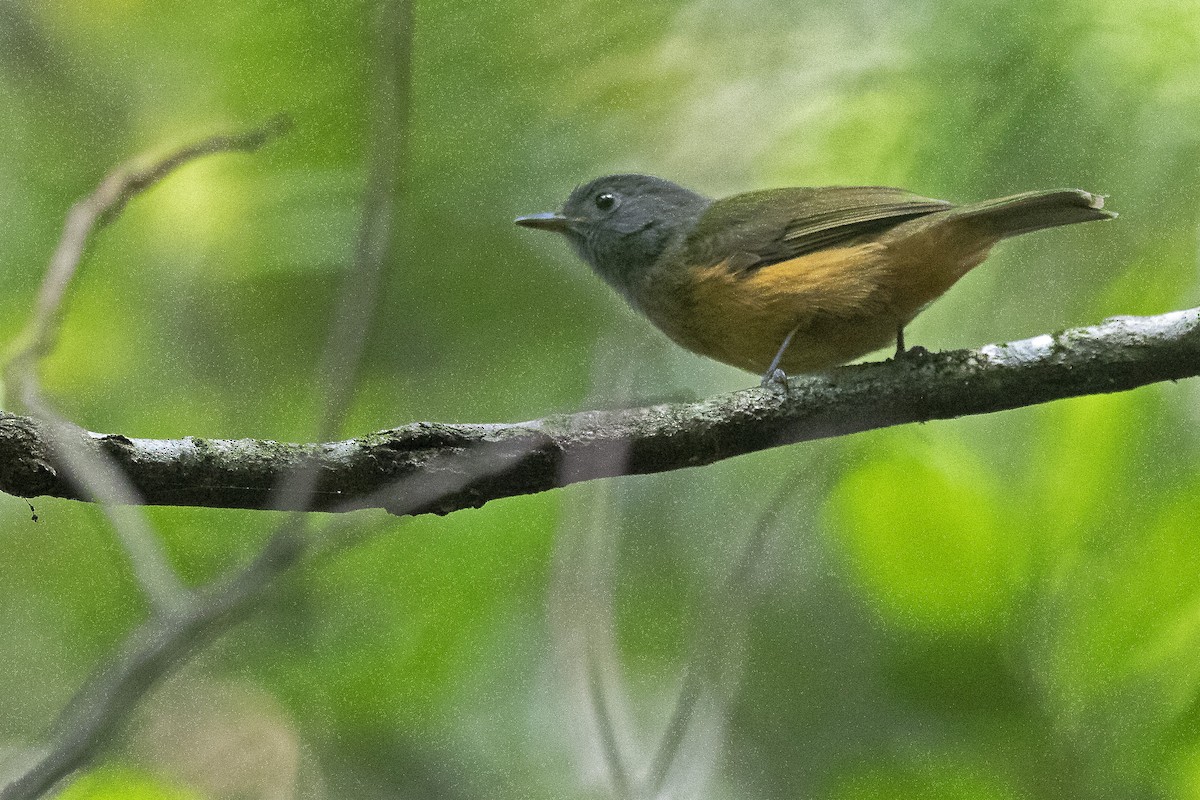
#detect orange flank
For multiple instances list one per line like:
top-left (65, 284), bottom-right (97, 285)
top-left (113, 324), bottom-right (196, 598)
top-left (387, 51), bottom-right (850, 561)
top-left (643, 218), bottom-right (999, 374)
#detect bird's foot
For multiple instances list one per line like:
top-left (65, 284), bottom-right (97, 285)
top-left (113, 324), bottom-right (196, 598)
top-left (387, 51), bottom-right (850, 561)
top-left (895, 344), bottom-right (931, 362)
top-left (760, 367), bottom-right (790, 392)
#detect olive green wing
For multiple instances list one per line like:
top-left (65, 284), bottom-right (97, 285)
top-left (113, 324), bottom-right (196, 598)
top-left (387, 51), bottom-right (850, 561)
top-left (778, 187), bottom-right (954, 256)
top-left (685, 186), bottom-right (953, 271)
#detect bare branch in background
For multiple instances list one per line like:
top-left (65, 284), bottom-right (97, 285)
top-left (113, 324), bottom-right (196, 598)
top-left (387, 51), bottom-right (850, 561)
top-left (549, 347), bottom-right (795, 800)
top-left (0, 531), bottom-right (305, 800)
top-left (3, 306), bottom-right (1199, 517)
top-left (551, 478), bottom-right (632, 797)
top-left (1, 1), bottom-right (415, 797)
top-left (271, 0), bottom-right (414, 510)
top-left (587, 650), bottom-right (635, 800)
top-left (3, 115), bottom-right (291, 393)
top-left (644, 476), bottom-right (795, 799)
top-left (1, 115), bottom-right (291, 615)
top-left (549, 336), bottom-right (643, 799)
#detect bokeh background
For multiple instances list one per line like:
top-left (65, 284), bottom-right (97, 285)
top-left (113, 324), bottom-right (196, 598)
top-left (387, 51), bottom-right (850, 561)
top-left (3, 0), bottom-right (1200, 798)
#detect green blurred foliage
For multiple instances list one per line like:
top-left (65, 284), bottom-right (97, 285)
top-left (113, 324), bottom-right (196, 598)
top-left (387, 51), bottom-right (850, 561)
top-left (2, 0), bottom-right (1200, 798)
top-left (56, 766), bottom-right (201, 800)
top-left (827, 433), bottom-right (1024, 635)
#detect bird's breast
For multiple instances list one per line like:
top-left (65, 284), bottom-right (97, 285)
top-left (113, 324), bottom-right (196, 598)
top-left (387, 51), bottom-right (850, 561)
top-left (635, 225), bottom-right (993, 374)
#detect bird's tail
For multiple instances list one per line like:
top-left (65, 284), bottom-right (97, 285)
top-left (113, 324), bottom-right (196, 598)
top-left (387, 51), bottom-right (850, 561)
top-left (954, 189), bottom-right (1116, 239)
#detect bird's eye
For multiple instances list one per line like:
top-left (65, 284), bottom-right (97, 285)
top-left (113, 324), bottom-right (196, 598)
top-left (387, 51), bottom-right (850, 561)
top-left (595, 192), bottom-right (617, 211)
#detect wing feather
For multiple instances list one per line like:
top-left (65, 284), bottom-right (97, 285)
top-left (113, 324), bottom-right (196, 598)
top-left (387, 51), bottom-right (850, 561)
top-left (781, 200), bottom-right (953, 255)
top-left (686, 186), bottom-right (954, 270)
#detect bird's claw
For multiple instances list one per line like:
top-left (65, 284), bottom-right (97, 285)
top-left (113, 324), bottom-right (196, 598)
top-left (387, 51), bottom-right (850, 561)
top-left (895, 344), bottom-right (931, 362)
top-left (760, 367), bottom-right (790, 392)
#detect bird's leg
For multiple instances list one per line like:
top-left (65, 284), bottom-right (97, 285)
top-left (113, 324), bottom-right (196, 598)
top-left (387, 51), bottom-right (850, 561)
top-left (894, 324), bottom-right (930, 361)
top-left (761, 326), bottom-right (800, 390)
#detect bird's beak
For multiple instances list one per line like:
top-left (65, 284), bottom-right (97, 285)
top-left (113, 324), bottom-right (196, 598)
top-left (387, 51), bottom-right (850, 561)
top-left (514, 212), bottom-right (574, 233)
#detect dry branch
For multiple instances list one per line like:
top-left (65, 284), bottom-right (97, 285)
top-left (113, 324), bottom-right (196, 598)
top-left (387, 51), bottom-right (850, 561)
top-left (0, 2), bottom-right (411, 797)
top-left (4, 306), bottom-right (1198, 517)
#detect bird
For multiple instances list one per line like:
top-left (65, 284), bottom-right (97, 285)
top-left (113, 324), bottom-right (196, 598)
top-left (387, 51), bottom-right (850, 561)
top-left (515, 174), bottom-right (1115, 385)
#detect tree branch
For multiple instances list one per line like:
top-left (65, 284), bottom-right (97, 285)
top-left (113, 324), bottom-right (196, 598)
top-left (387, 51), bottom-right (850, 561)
top-left (2, 115), bottom-right (291, 393)
top-left (4, 307), bottom-right (1197, 517)
top-left (0, 116), bottom-right (293, 616)
top-left (0, 528), bottom-right (305, 800)
top-left (1, 1), bottom-right (413, 797)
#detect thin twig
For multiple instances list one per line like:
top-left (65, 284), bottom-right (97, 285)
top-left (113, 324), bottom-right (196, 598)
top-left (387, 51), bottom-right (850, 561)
top-left (546, 334), bottom-right (645, 797)
top-left (271, 0), bottom-right (413, 511)
top-left (2, 116), bottom-right (289, 615)
top-left (644, 474), bottom-right (796, 798)
top-left (0, 528), bottom-right (306, 800)
top-left (1, 4), bottom-right (411, 797)
top-left (4, 115), bottom-right (291, 384)
top-left (588, 649), bottom-right (634, 800)
top-left (20, 409), bottom-right (189, 615)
